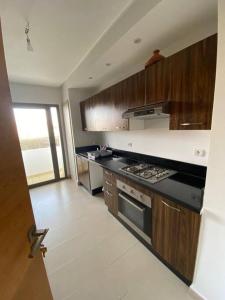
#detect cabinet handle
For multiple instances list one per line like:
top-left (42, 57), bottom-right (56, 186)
top-left (162, 201), bottom-right (181, 213)
top-left (106, 190), bottom-right (112, 197)
top-left (180, 122), bottom-right (203, 126)
top-left (105, 180), bottom-right (112, 186)
top-left (105, 171), bottom-right (112, 176)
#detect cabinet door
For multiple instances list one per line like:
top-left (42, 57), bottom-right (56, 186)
top-left (80, 97), bottom-right (95, 131)
top-left (152, 195), bottom-right (180, 266)
top-left (169, 34), bottom-right (217, 130)
top-left (145, 59), bottom-right (168, 104)
top-left (124, 70), bottom-right (145, 109)
top-left (152, 194), bottom-right (201, 282)
top-left (76, 156), bottom-right (90, 191)
top-left (111, 83), bottom-right (128, 131)
top-left (80, 101), bottom-right (87, 131)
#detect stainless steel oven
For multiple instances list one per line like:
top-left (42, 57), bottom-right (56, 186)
top-left (117, 180), bottom-right (152, 244)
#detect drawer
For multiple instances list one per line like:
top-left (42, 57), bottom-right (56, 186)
top-left (103, 169), bottom-right (116, 188)
top-left (104, 189), bottom-right (115, 212)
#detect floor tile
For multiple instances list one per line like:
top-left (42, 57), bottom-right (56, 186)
top-left (30, 179), bottom-right (197, 300)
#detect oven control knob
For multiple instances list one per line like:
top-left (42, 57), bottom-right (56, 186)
top-left (130, 189), bottom-right (134, 194)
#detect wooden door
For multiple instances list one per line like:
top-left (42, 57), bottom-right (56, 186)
top-left (0, 24), bottom-right (53, 299)
top-left (145, 59), bottom-right (168, 104)
top-left (152, 194), bottom-right (201, 282)
top-left (169, 34), bottom-right (217, 130)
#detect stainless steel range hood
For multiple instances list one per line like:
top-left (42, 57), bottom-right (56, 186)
top-left (122, 101), bottom-right (170, 120)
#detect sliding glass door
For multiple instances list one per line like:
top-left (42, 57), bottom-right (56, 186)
top-left (13, 104), bottom-right (66, 187)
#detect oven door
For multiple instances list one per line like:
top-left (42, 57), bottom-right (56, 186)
top-left (118, 192), bottom-right (151, 244)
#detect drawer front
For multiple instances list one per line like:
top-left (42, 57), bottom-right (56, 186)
top-left (104, 189), bottom-right (114, 212)
top-left (104, 178), bottom-right (115, 193)
top-left (103, 169), bottom-right (118, 215)
top-left (103, 169), bottom-right (114, 180)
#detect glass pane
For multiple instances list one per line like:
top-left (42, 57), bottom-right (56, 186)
top-left (14, 108), bottom-right (55, 185)
top-left (50, 107), bottom-right (65, 178)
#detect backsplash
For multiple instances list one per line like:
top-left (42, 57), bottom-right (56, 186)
top-left (101, 119), bottom-right (210, 166)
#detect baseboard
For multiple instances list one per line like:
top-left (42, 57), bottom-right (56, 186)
top-left (189, 286), bottom-right (207, 300)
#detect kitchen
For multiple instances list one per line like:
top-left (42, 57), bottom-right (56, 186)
top-left (1, 1), bottom-right (225, 300)
top-left (75, 33), bottom-right (215, 286)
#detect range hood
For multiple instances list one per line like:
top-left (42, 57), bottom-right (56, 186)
top-left (122, 101), bottom-right (170, 120)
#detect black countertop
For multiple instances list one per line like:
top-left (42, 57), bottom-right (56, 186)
top-left (76, 149), bottom-right (205, 213)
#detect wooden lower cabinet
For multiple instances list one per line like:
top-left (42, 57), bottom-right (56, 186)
top-left (103, 169), bottom-right (118, 215)
top-left (152, 194), bottom-right (201, 283)
top-left (102, 169), bottom-right (201, 283)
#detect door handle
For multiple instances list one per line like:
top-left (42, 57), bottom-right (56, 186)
top-left (28, 225), bottom-right (49, 258)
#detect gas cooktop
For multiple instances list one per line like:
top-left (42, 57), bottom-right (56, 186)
top-left (120, 163), bottom-right (177, 184)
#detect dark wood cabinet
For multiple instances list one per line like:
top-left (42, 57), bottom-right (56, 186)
top-left (80, 70), bottom-right (145, 131)
top-left (80, 97), bottom-right (96, 131)
top-left (80, 34), bottom-right (217, 131)
top-left (145, 59), bottom-right (168, 104)
top-left (169, 34), bottom-right (217, 130)
top-left (103, 169), bottom-right (118, 215)
top-left (152, 194), bottom-right (201, 283)
top-left (76, 155), bottom-right (90, 191)
top-left (123, 70), bottom-right (146, 109)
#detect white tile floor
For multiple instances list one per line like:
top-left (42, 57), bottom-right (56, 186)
top-left (30, 179), bottom-right (197, 300)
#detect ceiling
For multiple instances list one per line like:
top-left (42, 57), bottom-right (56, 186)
top-left (0, 0), bottom-right (217, 88)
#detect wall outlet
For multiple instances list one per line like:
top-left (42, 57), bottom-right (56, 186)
top-left (194, 148), bottom-right (206, 157)
top-left (128, 142), bottom-right (133, 148)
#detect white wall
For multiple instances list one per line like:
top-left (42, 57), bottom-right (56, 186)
top-left (191, 1), bottom-right (225, 299)
top-left (9, 82), bottom-right (62, 105)
top-left (103, 119), bottom-right (210, 165)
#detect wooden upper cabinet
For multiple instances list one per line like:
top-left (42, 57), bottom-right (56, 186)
top-left (110, 83), bottom-right (128, 131)
top-left (93, 90), bottom-right (112, 131)
top-left (80, 35), bottom-right (217, 132)
top-left (80, 100), bottom-right (86, 130)
top-left (169, 34), bottom-right (217, 130)
top-left (145, 59), bottom-right (168, 104)
top-left (80, 98), bottom-right (94, 131)
top-left (123, 70), bottom-right (145, 109)
top-left (152, 194), bottom-right (201, 283)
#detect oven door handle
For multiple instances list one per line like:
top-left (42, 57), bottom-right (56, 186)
top-left (119, 193), bottom-right (145, 212)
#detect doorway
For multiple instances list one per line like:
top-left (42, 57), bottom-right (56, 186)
top-left (13, 104), bottom-right (67, 187)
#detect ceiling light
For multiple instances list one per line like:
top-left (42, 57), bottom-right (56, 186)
top-left (25, 22), bottom-right (33, 52)
top-left (134, 38), bottom-right (142, 44)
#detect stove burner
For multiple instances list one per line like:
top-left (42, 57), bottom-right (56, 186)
top-left (120, 163), bottom-right (176, 184)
